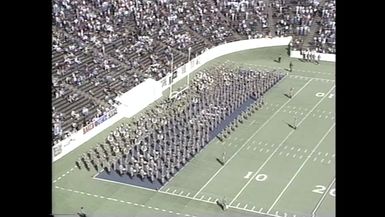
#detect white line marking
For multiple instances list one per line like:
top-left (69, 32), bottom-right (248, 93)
top-left (332, 154), bottom-right (335, 158)
top-left (230, 85), bottom-right (334, 206)
top-left (259, 208), bottom-right (263, 212)
top-left (286, 153), bottom-right (290, 157)
top-left (120, 200), bottom-right (125, 202)
top-left (321, 159), bottom-right (325, 163)
top-left (200, 195), bottom-right (204, 200)
top-left (86, 193), bottom-right (91, 196)
top-left (328, 160), bottom-right (331, 164)
top-left (271, 143), bottom-right (275, 147)
top-left (304, 149), bottom-right (308, 153)
top-left (179, 191), bottom-right (184, 195)
top-left (297, 148), bottom-right (301, 152)
top-left (318, 152), bottom-right (321, 155)
top-left (208, 197), bottom-right (211, 201)
top-left (283, 109), bottom-right (287, 112)
top-left (154, 207), bottom-right (159, 210)
top-left (253, 147), bottom-right (257, 151)
top-left (284, 146), bottom-right (288, 149)
top-left (237, 203), bottom-right (241, 208)
top-left (325, 115), bottom-right (328, 119)
top-left (247, 146), bottom-right (251, 150)
top-left (162, 209), bottom-right (167, 212)
top-left (312, 178), bottom-right (336, 217)
top-left (325, 153), bottom-right (329, 157)
top-left (252, 206), bottom-right (255, 210)
top-left (186, 192), bottom-right (191, 197)
top-left (169, 210), bottom-right (173, 213)
top-left (293, 154), bottom-right (296, 158)
top-left (313, 157), bottom-right (317, 161)
top-left (299, 155), bottom-right (303, 159)
top-left (279, 152), bottom-right (283, 156)
top-left (291, 147), bottom-right (294, 150)
top-left (258, 141), bottom-right (262, 145)
top-left (260, 148), bottom-right (264, 152)
top-left (267, 123), bottom-right (335, 213)
top-left (172, 189), bottom-right (177, 194)
top-left (250, 120), bottom-right (257, 126)
top-left (244, 204), bottom-right (248, 209)
top-left (266, 149), bottom-right (270, 153)
top-left (265, 142), bottom-right (268, 146)
top-left (319, 115), bottom-right (322, 118)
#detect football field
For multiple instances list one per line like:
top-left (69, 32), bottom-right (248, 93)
top-left (52, 46), bottom-right (335, 217)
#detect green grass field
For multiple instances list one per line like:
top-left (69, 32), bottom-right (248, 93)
top-left (52, 46), bottom-right (335, 217)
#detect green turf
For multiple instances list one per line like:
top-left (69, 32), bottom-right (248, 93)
top-left (53, 45), bottom-right (335, 217)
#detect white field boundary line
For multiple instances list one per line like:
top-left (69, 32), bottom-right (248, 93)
top-left (54, 185), bottom-right (197, 217)
top-left (229, 85), bottom-right (335, 205)
top-left (287, 74), bottom-right (334, 82)
top-left (192, 78), bottom-right (314, 198)
top-left (267, 123), bottom-right (336, 213)
top-left (52, 166), bottom-right (76, 184)
top-left (92, 176), bottom-right (279, 217)
top-left (241, 62), bottom-right (333, 76)
top-left (311, 177), bottom-right (336, 217)
top-left (225, 60), bottom-right (333, 76)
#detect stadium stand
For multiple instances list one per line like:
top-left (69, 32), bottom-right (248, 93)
top-left (52, 0), bottom-right (336, 146)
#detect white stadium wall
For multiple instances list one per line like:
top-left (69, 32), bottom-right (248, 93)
top-left (53, 36), bottom-right (336, 162)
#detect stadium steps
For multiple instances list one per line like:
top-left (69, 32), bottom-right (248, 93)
top-left (54, 26), bottom-right (134, 73)
top-left (155, 40), bottom-right (188, 59)
top-left (302, 0), bottom-right (327, 47)
top-left (181, 24), bottom-right (214, 48)
top-left (267, 1), bottom-right (277, 37)
top-left (63, 82), bottom-right (108, 107)
top-left (206, 0), bottom-right (244, 41)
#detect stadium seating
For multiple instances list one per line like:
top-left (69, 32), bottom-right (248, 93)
top-left (52, 0), bottom-right (336, 144)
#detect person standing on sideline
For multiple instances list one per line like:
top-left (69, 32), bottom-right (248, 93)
top-left (317, 54), bottom-right (321, 64)
top-left (278, 54), bottom-right (282, 63)
top-left (289, 61), bottom-right (293, 72)
top-left (289, 87), bottom-right (294, 98)
top-left (77, 207), bottom-right (86, 217)
top-left (293, 116), bottom-right (298, 129)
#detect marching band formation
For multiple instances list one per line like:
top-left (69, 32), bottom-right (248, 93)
top-left (76, 64), bottom-right (285, 186)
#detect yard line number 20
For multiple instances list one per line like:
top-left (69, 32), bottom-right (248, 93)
top-left (312, 185), bottom-right (335, 197)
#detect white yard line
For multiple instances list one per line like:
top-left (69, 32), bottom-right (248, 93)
top-left (311, 178), bottom-right (336, 217)
top-left (230, 85), bottom-right (335, 206)
top-left (267, 123), bottom-right (335, 213)
top-left (54, 185), bottom-right (197, 217)
top-left (52, 166), bottom-right (76, 183)
top-left (193, 79), bottom-right (314, 198)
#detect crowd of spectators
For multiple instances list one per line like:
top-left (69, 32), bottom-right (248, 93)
top-left (52, 0), bottom-right (336, 145)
